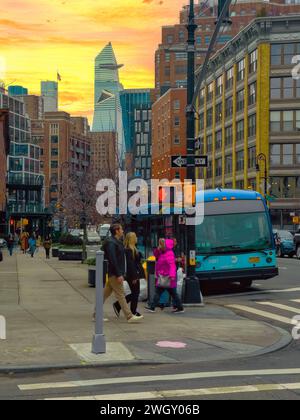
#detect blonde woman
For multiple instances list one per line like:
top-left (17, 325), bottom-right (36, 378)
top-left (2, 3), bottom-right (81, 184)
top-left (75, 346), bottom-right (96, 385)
top-left (113, 232), bottom-right (145, 318)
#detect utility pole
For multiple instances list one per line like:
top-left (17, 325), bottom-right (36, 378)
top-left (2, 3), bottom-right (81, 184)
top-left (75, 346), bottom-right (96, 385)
top-left (184, 0), bottom-right (232, 304)
top-left (186, 0), bottom-right (197, 280)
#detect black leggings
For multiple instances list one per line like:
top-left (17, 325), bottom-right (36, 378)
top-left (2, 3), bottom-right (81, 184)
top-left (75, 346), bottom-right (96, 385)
top-left (114, 280), bottom-right (140, 315)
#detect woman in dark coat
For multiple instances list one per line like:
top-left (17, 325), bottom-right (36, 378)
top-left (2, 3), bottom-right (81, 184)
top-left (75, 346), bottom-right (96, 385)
top-left (113, 232), bottom-right (145, 318)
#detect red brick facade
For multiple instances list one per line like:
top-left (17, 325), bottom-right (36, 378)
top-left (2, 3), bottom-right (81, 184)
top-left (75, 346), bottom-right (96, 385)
top-left (0, 110), bottom-right (8, 214)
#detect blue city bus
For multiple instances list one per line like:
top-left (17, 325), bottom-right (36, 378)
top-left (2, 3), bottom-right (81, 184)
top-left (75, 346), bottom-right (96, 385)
top-left (195, 189), bottom-right (278, 287)
top-left (127, 188), bottom-right (278, 289)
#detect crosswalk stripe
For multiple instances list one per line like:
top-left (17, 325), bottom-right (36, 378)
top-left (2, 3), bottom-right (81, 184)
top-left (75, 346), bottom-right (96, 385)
top-left (291, 299), bottom-right (300, 303)
top-left (227, 304), bottom-right (292, 325)
top-left (257, 302), bottom-right (300, 315)
top-left (18, 368), bottom-right (300, 391)
top-left (268, 287), bottom-right (300, 293)
top-left (45, 382), bottom-right (300, 400)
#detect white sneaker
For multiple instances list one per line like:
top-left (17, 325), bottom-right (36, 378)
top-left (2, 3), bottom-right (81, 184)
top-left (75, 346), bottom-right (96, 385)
top-left (128, 314), bottom-right (144, 323)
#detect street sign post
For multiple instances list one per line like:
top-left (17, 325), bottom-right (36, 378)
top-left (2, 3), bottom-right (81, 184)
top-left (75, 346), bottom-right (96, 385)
top-left (171, 155), bottom-right (208, 168)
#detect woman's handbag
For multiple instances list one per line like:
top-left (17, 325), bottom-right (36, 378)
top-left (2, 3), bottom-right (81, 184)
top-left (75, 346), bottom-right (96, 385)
top-left (157, 274), bottom-right (171, 288)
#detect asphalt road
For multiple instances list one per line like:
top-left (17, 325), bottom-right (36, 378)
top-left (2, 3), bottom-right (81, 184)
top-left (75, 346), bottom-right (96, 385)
top-left (0, 256), bottom-right (299, 401)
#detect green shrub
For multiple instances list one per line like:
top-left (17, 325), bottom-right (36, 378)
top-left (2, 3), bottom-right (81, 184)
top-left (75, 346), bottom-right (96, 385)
top-left (59, 234), bottom-right (83, 246)
top-left (85, 257), bottom-right (96, 266)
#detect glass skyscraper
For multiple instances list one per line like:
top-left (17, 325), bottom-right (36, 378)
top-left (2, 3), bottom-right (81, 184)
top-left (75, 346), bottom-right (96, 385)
top-left (41, 81), bottom-right (58, 112)
top-left (92, 43), bottom-right (125, 161)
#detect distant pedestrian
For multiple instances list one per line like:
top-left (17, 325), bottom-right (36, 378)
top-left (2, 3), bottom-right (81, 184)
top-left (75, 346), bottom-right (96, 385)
top-left (101, 224), bottom-right (143, 323)
top-left (113, 232), bottom-right (145, 318)
top-left (145, 238), bottom-right (184, 314)
top-left (6, 234), bottom-right (14, 256)
top-left (43, 237), bottom-right (52, 259)
top-left (36, 235), bottom-right (42, 254)
top-left (20, 231), bottom-right (29, 254)
top-left (28, 235), bottom-right (37, 258)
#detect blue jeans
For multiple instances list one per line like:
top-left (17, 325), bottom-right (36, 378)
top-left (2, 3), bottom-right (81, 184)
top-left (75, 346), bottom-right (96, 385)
top-left (151, 287), bottom-right (183, 311)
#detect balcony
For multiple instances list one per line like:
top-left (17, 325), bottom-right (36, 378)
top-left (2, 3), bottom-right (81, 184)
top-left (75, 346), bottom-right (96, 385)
top-left (7, 203), bottom-right (50, 216)
top-left (6, 173), bottom-right (44, 190)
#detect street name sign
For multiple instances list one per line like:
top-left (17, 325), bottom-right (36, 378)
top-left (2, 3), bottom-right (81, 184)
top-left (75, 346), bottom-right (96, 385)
top-left (171, 155), bottom-right (208, 168)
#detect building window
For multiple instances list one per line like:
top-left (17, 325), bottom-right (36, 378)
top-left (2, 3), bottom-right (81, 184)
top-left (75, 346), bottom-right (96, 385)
top-left (237, 59), bottom-right (245, 81)
top-left (248, 83), bottom-right (256, 106)
top-left (178, 31), bottom-right (185, 42)
top-left (248, 147), bottom-right (256, 169)
top-left (271, 43), bottom-right (300, 66)
top-left (196, 36), bottom-right (201, 45)
top-left (173, 99), bottom-right (180, 110)
top-left (174, 116), bottom-right (180, 127)
top-left (248, 114), bottom-right (256, 137)
top-left (283, 110), bottom-right (293, 131)
top-left (167, 35), bottom-right (174, 44)
top-left (135, 110), bottom-right (141, 121)
top-left (270, 78), bottom-right (281, 99)
top-left (236, 151), bottom-right (244, 172)
top-left (237, 90), bottom-right (244, 112)
top-left (216, 102), bottom-right (222, 124)
top-left (216, 130), bottom-right (222, 150)
top-left (207, 83), bottom-right (214, 102)
top-left (51, 135), bottom-right (58, 144)
top-left (50, 123), bottom-right (59, 135)
top-left (199, 113), bottom-right (204, 130)
top-left (207, 135), bottom-right (213, 153)
top-left (51, 161), bottom-right (58, 169)
top-left (207, 108), bottom-right (213, 127)
top-left (164, 66), bottom-right (170, 77)
top-left (216, 158), bottom-right (222, 177)
top-left (225, 96), bottom-right (233, 118)
top-left (51, 148), bottom-right (58, 157)
top-left (270, 143), bottom-right (300, 166)
top-left (165, 52), bottom-right (170, 62)
top-left (225, 125), bottom-right (233, 147)
top-left (270, 176), bottom-right (300, 199)
top-left (226, 67), bottom-right (234, 89)
top-left (174, 134), bottom-right (180, 145)
top-left (270, 111), bottom-right (281, 131)
top-left (199, 89), bottom-right (205, 107)
top-left (283, 144), bottom-right (294, 165)
top-left (175, 52), bottom-right (187, 60)
top-left (237, 120), bottom-right (244, 143)
top-left (216, 76), bottom-right (223, 96)
top-left (225, 155), bottom-right (232, 174)
top-left (249, 49), bottom-right (258, 74)
top-left (270, 144), bottom-right (281, 165)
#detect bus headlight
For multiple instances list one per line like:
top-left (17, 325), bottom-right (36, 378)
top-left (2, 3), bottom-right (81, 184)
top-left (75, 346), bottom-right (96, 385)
top-left (266, 257), bottom-right (272, 264)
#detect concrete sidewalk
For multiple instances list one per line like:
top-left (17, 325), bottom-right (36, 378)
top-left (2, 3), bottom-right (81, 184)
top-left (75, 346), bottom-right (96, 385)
top-left (0, 251), bottom-right (291, 372)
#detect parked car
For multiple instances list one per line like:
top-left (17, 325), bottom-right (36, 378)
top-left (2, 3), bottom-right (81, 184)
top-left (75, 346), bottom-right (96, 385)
top-left (273, 230), bottom-right (296, 258)
top-left (98, 224), bottom-right (111, 241)
top-left (0, 238), bottom-right (6, 248)
top-left (69, 229), bottom-right (84, 238)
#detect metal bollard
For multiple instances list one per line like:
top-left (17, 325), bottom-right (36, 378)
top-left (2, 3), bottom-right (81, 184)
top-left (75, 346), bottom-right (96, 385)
top-left (92, 250), bottom-right (106, 354)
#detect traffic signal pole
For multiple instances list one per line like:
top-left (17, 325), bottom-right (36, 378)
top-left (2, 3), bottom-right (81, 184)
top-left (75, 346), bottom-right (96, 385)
top-left (184, 0), bottom-right (232, 303)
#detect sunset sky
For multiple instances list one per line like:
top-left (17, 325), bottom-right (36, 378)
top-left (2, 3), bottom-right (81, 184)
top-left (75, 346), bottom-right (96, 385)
top-left (0, 0), bottom-right (187, 123)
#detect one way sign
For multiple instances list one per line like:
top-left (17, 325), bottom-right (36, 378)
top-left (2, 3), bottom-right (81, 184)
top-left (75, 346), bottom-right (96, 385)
top-left (171, 155), bottom-right (208, 168)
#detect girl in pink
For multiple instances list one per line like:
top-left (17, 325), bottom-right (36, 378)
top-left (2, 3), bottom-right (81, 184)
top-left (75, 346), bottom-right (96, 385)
top-left (145, 238), bottom-right (184, 313)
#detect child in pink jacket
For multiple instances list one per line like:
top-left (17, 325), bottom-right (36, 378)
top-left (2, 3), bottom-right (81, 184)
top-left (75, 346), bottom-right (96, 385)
top-left (145, 238), bottom-right (184, 314)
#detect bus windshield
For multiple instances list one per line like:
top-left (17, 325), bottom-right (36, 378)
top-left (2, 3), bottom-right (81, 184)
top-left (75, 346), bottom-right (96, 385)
top-left (196, 211), bottom-right (273, 255)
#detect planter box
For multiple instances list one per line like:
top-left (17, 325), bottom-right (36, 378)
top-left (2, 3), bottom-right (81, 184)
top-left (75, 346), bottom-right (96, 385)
top-left (58, 249), bottom-right (83, 261)
top-left (88, 267), bottom-right (96, 288)
top-left (52, 248), bottom-right (59, 258)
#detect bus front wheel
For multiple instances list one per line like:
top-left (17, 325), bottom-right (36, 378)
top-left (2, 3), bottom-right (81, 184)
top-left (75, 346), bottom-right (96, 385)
top-left (240, 280), bottom-right (253, 289)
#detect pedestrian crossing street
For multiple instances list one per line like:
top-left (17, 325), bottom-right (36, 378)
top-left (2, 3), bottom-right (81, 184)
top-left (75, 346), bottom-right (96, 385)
top-left (228, 298), bottom-right (300, 327)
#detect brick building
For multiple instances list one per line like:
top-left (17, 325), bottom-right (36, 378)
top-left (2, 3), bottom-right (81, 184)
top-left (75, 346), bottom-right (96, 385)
top-left (155, 0), bottom-right (300, 99)
top-left (89, 132), bottom-right (118, 184)
top-left (42, 112), bottom-right (92, 209)
top-left (152, 88), bottom-right (187, 181)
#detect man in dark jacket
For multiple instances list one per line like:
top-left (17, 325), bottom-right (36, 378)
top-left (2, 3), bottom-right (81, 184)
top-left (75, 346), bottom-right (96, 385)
top-left (102, 224), bottom-right (143, 323)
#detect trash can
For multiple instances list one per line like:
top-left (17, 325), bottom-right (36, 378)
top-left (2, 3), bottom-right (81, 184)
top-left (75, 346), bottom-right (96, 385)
top-left (146, 257), bottom-right (156, 305)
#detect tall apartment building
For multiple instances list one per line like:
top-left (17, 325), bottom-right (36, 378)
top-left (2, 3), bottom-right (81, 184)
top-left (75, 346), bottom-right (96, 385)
top-left (0, 88), bottom-right (46, 234)
top-left (155, 0), bottom-right (300, 99)
top-left (41, 81), bottom-right (58, 113)
top-left (152, 88), bottom-right (187, 182)
top-left (196, 15), bottom-right (300, 229)
top-left (42, 112), bottom-right (92, 209)
top-left (0, 109), bottom-right (9, 234)
top-left (21, 95), bottom-right (44, 120)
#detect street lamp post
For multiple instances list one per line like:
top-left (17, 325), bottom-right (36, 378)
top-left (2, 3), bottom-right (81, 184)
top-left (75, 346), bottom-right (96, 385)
top-left (256, 153), bottom-right (268, 197)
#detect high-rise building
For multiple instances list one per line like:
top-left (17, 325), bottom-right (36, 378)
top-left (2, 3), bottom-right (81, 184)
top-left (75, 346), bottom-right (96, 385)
top-left (0, 89), bottom-right (47, 234)
top-left (155, 0), bottom-right (300, 99)
top-left (42, 112), bottom-right (91, 209)
top-left (152, 88), bottom-right (187, 182)
top-left (195, 15), bottom-right (300, 229)
top-left (0, 109), bottom-right (9, 234)
top-left (90, 132), bottom-right (118, 184)
top-left (21, 95), bottom-right (44, 120)
top-left (41, 81), bottom-right (58, 112)
top-left (92, 43), bottom-right (125, 161)
top-left (8, 85), bottom-right (28, 96)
